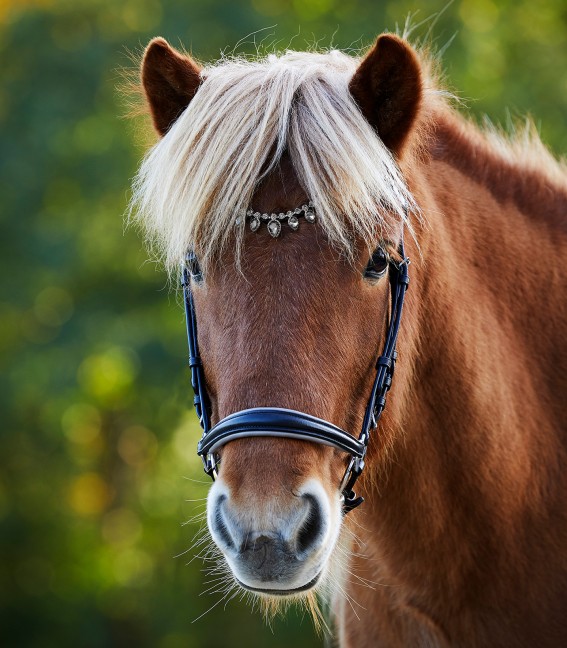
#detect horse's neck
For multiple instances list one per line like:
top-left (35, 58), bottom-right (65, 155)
top-left (408, 110), bottom-right (567, 454)
top-left (354, 111), bottom-right (567, 627)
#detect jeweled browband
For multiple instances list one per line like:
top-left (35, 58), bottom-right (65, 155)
top-left (240, 201), bottom-right (316, 238)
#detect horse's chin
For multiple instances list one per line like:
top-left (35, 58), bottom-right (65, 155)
top-left (235, 570), bottom-right (323, 598)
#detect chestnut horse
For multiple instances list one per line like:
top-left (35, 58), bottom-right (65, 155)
top-left (131, 33), bottom-right (567, 647)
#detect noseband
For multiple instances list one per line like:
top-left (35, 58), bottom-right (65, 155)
top-left (182, 236), bottom-right (410, 514)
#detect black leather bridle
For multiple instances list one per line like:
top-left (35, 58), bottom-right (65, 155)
top-left (182, 236), bottom-right (410, 514)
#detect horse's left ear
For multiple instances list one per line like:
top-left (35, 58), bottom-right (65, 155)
top-left (141, 37), bottom-right (202, 136)
top-left (349, 34), bottom-right (422, 157)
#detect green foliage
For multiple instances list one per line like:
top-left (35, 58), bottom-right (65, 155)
top-left (1, 1), bottom-right (566, 646)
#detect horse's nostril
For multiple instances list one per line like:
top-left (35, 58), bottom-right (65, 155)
top-left (296, 494), bottom-right (323, 554)
top-left (212, 495), bottom-right (236, 551)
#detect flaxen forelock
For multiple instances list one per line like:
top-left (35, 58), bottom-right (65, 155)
top-left (129, 49), bottom-right (416, 274)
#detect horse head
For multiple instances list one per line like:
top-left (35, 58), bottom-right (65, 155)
top-left (134, 34), bottom-right (422, 600)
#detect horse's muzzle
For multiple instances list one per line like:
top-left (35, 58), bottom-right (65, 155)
top-left (207, 480), bottom-right (334, 595)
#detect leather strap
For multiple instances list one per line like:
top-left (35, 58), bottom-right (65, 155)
top-left (183, 255), bottom-right (211, 436)
top-left (197, 407), bottom-right (366, 457)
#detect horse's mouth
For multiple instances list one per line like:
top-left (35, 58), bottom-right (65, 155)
top-left (235, 571), bottom-right (322, 596)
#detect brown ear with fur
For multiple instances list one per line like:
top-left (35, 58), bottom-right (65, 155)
top-left (141, 37), bottom-right (202, 136)
top-left (349, 34), bottom-right (422, 157)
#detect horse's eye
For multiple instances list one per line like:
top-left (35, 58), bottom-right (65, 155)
top-left (364, 247), bottom-right (389, 280)
top-left (186, 253), bottom-right (203, 283)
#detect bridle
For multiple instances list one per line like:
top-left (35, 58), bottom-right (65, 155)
top-left (181, 231), bottom-right (410, 514)
top-left (182, 237), bottom-right (409, 513)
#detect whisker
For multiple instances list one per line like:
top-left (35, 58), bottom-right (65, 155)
top-left (182, 476), bottom-right (212, 484)
top-left (191, 585), bottom-right (238, 623)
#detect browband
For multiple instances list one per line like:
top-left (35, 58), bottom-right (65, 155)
top-left (182, 234), bottom-right (409, 514)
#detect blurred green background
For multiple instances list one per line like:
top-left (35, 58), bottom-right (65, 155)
top-left (1, 0), bottom-right (566, 646)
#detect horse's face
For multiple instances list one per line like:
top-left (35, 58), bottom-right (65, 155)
top-left (193, 165), bottom-right (393, 595)
top-left (137, 33), bottom-right (422, 599)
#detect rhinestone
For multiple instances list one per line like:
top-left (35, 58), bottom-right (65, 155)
top-left (286, 211), bottom-right (293, 217)
top-left (288, 215), bottom-right (299, 230)
top-left (246, 209), bottom-right (253, 216)
top-left (267, 220), bottom-right (281, 237)
top-left (294, 208), bottom-right (301, 214)
top-left (250, 216), bottom-right (260, 232)
top-left (305, 209), bottom-right (316, 223)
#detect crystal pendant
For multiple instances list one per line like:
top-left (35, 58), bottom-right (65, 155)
top-left (250, 216), bottom-right (260, 232)
top-left (305, 209), bottom-right (316, 223)
top-left (288, 215), bottom-right (299, 230)
top-left (268, 219), bottom-right (281, 238)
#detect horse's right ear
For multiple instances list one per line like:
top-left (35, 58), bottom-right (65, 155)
top-left (141, 37), bottom-right (202, 136)
top-left (349, 34), bottom-right (422, 157)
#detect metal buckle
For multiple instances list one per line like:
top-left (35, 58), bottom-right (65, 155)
top-left (339, 456), bottom-right (366, 514)
top-left (339, 455), bottom-right (364, 494)
top-left (203, 453), bottom-right (219, 480)
top-left (339, 456), bottom-right (357, 494)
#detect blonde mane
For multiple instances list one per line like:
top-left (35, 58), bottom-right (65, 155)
top-left (129, 49), bottom-right (417, 274)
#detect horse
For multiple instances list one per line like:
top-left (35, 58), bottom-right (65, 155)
top-left (130, 33), bottom-right (567, 647)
